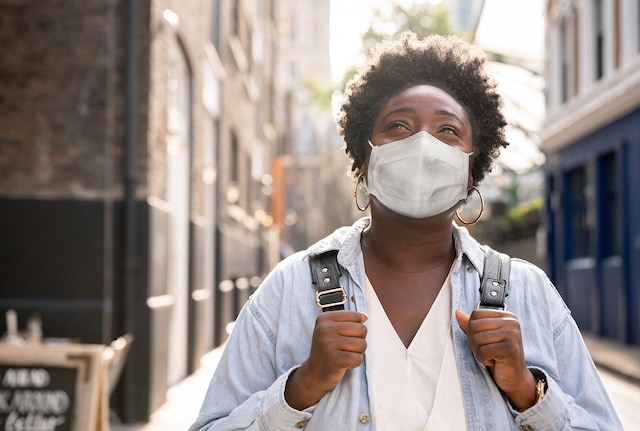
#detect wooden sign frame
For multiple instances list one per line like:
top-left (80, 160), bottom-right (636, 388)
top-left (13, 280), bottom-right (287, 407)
top-left (0, 342), bottom-right (109, 431)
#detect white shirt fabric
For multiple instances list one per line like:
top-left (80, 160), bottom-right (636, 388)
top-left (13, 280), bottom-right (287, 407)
top-left (365, 272), bottom-right (467, 431)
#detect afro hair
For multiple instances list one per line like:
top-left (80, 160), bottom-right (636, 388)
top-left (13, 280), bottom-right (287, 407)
top-left (336, 31), bottom-right (508, 185)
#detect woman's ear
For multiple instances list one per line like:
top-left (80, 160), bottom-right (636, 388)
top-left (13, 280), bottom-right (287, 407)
top-left (466, 152), bottom-right (475, 189)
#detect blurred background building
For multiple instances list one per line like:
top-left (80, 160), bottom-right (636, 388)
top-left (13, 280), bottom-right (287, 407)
top-left (1, 0), bottom-right (639, 426)
top-left (1, 0), bottom-right (229, 422)
top-left (0, 0), bottom-right (352, 423)
top-left (542, 0), bottom-right (640, 345)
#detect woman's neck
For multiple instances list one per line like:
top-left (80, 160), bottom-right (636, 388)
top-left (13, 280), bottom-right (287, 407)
top-left (362, 210), bottom-right (456, 273)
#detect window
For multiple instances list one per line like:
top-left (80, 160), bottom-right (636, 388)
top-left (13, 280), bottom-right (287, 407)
top-left (613, 0), bottom-right (620, 68)
top-left (225, 132), bottom-right (241, 207)
top-left (619, 0), bottom-right (640, 63)
top-left (232, 0), bottom-right (240, 36)
top-left (166, 40), bottom-right (190, 145)
top-left (567, 166), bottom-right (591, 258)
top-left (560, 17), bottom-right (570, 103)
top-left (230, 132), bottom-right (239, 182)
top-left (594, 0), bottom-right (605, 79)
top-left (599, 152), bottom-right (619, 257)
top-left (209, 0), bottom-right (220, 49)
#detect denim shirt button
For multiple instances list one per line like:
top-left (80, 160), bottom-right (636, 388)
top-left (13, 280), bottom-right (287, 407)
top-left (295, 419), bottom-right (308, 428)
top-left (466, 266), bottom-right (474, 273)
top-left (359, 413), bottom-right (370, 424)
top-left (521, 425), bottom-right (533, 431)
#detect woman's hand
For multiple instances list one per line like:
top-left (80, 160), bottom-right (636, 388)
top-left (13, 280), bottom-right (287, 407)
top-left (285, 311), bottom-right (368, 411)
top-left (455, 309), bottom-right (537, 411)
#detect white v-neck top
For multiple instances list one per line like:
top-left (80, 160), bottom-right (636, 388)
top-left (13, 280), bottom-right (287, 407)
top-left (364, 273), bottom-right (467, 431)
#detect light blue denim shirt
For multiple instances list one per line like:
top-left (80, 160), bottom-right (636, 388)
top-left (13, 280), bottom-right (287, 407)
top-left (190, 218), bottom-right (622, 430)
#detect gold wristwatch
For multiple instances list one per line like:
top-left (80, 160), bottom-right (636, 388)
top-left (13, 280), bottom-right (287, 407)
top-left (531, 369), bottom-right (547, 404)
top-left (514, 368), bottom-right (547, 412)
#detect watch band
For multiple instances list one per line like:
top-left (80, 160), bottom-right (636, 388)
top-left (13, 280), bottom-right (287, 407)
top-left (514, 369), bottom-right (547, 412)
top-left (531, 368), bottom-right (547, 404)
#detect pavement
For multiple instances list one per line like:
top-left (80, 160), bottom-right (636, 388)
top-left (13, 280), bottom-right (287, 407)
top-left (110, 332), bottom-right (640, 431)
top-left (582, 333), bottom-right (640, 386)
top-left (110, 344), bottom-right (225, 431)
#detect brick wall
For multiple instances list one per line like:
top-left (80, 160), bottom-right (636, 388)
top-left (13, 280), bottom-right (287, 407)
top-left (0, 0), bottom-right (132, 199)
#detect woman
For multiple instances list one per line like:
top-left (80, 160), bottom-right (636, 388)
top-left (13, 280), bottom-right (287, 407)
top-left (190, 33), bottom-right (622, 430)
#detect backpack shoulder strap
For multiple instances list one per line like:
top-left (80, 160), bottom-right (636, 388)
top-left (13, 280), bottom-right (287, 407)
top-left (478, 247), bottom-right (511, 310)
top-left (309, 250), bottom-right (347, 312)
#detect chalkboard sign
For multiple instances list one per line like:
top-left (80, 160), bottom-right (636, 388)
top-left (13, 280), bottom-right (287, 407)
top-left (0, 365), bottom-right (77, 431)
top-left (0, 343), bottom-right (108, 431)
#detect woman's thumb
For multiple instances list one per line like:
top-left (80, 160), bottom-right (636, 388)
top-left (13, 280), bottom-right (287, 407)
top-left (455, 309), bottom-right (470, 334)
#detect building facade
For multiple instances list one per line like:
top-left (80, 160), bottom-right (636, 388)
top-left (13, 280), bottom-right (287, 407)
top-left (0, 0), bottom-right (346, 422)
top-left (542, 0), bottom-right (640, 345)
top-left (0, 0), bottom-right (286, 422)
top-left (271, 0), bottom-right (356, 255)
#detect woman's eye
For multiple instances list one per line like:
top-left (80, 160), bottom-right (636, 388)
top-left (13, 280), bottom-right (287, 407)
top-left (389, 122), bottom-right (409, 130)
top-left (440, 125), bottom-right (459, 136)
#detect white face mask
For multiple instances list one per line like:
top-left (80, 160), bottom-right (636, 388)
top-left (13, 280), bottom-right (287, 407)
top-left (366, 131), bottom-right (472, 219)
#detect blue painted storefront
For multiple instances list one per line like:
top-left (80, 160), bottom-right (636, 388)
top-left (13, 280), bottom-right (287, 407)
top-left (544, 107), bottom-right (640, 345)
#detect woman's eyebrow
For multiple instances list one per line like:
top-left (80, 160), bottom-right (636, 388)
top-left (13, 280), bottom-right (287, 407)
top-left (379, 106), bottom-right (416, 122)
top-left (434, 109), bottom-right (463, 123)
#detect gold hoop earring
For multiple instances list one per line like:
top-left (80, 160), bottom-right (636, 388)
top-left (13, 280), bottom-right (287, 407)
top-left (455, 186), bottom-right (484, 225)
top-left (354, 173), bottom-right (370, 211)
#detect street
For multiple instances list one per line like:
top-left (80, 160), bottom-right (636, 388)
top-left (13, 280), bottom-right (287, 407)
top-left (600, 368), bottom-right (640, 430)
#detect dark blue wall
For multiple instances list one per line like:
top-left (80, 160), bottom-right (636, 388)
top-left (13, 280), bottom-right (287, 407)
top-left (545, 107), bottom-right (640, 344)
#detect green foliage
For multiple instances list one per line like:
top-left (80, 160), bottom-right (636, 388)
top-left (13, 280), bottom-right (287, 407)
top-left (500, 197), bottom-right (542, 234)
top-left (361, 2), bottom-right (454, 54)
top-left (301, 78), bottom-right (334, 113)
top-left (337, 1), bottom-right (457, 92)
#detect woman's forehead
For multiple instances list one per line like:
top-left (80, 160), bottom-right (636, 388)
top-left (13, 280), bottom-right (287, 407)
top-left (376, 85), bottom-right (470, 123)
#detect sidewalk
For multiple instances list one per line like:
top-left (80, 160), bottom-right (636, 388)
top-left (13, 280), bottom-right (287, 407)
top-left (582, 332), bottom-right (640, 385)
top-left (111, 332), bottom-right (640, 430)
top-left (110, 344), bottom-right (225, 431)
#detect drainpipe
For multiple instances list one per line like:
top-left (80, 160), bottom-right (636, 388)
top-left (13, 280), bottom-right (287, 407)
top-left (123, 0), bottom-right (139, 422)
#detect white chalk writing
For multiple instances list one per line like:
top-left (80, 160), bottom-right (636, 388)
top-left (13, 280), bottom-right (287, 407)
top-left (4, 410), bottom-right (66, 431)
top-left (0, 390), bottom-right (69, 415)
top-left (1, 370), bottom-right (50, 389)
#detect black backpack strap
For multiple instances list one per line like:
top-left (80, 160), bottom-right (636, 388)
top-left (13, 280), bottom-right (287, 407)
top-left (478, 247), bottom-right (511, 310)
top-left (309, 250), bottom-right (347, 312)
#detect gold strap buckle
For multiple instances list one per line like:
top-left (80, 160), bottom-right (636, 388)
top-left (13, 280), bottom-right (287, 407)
top-left (316, 288), bottom-right (347, 309)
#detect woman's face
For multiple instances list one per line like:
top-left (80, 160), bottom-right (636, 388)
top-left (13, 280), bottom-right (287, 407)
top-left (369, 84), bottom-right (473, 154)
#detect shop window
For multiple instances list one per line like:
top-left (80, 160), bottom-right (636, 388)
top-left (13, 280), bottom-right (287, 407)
top-left (567, 165), bottom-right (590, 258)
top-left (599, 152), bottom-right (619, 257)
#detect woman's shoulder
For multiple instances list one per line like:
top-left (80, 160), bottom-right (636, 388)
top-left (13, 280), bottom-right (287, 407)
top-left (250, 220), bottom-right (366, 317)
top-left (508, 256), bottom-right (550, 280)
top-left (454, 225), bottom-right (547, 279)
top-left (503, 255), bottom-right (571, 320)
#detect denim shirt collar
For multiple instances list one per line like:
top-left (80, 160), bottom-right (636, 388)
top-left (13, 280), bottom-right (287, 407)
top-left (304, 216), bottom-right (487, 277)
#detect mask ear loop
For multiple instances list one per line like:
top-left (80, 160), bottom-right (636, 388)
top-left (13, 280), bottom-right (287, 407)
top-left (354, 173), bottom-right (371, 211)
top-left (455, 186), bottom-right (484, 225)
